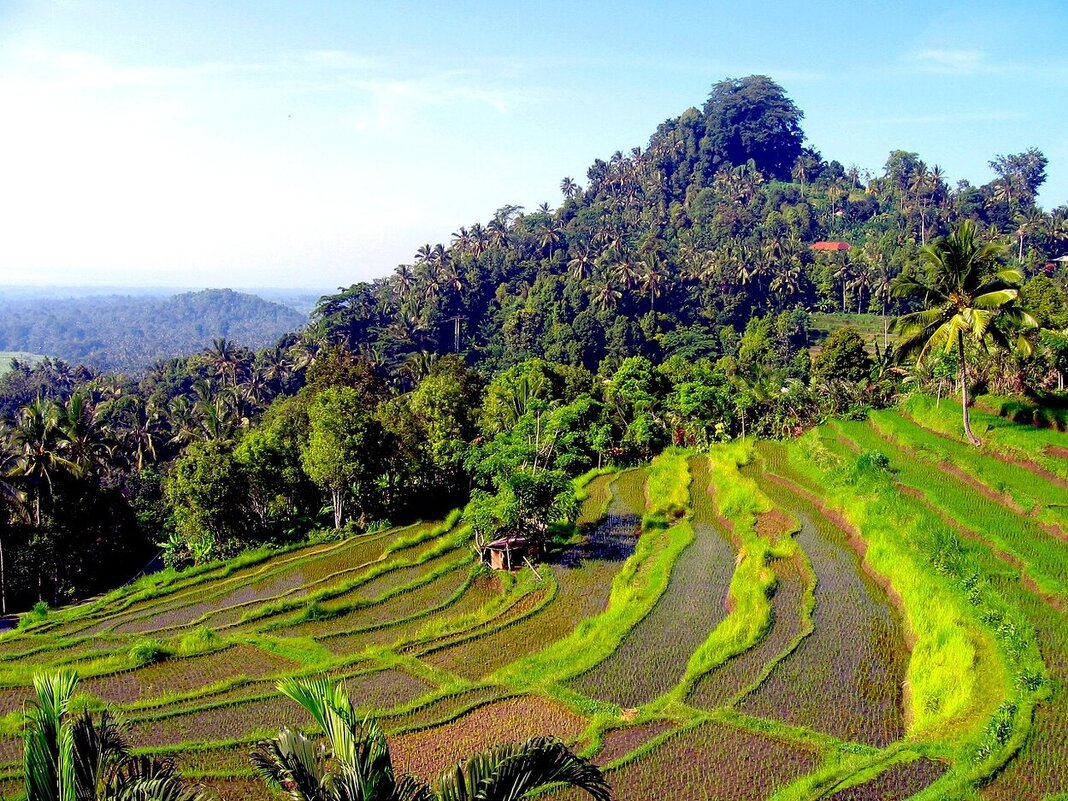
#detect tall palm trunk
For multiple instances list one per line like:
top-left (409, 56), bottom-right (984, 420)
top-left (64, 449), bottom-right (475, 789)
top-left (958, 330), bottom-right (980, 446)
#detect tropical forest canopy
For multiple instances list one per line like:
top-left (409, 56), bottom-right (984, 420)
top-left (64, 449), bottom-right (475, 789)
top-left (0, 75), bottom-right (1066, 614)
top-left (0, 289), bottom-right (307, 373)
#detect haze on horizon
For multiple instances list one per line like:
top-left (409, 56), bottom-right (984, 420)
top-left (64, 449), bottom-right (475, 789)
top-left (1, 0), bottom-right (1066, 290)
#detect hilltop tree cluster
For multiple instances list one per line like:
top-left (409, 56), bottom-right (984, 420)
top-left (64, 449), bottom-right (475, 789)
top-left (1, 76), bottom-right (1066, 613)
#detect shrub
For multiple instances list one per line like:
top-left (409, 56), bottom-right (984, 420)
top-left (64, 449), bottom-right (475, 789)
top-left (18, 600), bottom-right (49, 629)
top-left (129, 639), bottom-right (172, 666)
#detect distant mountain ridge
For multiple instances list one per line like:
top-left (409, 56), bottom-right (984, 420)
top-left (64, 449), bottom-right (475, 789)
top-left (0, 288), bottom-right (307, 371)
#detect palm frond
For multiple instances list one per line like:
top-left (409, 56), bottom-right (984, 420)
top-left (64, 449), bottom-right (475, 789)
top-left (968, 308), bottom-right (995, 341)
top-left (889, 274), bottom-right (932, 299)
top-left (995, 267), bottom-right (1025, 286)
top-left (71, 709), bottom-right (129, 801)
top-left (108, 756), bottom-right (205, 801)
top-left (972, 288), bottom-right (1018, 309)
top-left (250, 728), bottom-right (328, 801)
top-left (393, 774), bottom-right (434, 801)
top-left (437, 737), bottom-right (611, 801)
top-left (24, 672), bottom-right (81, 801)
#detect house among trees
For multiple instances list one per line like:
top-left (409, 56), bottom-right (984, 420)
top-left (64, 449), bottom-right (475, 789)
top-left (811, 241), bottom-right (852, 252)
top-left (483, 535), bottom-right (531, 572)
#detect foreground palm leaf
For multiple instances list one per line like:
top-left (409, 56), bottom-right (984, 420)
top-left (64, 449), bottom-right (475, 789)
top-left (253, 678), bottom-right (611, 801)
top-left (437, 737), bottom-right (611, 801)
top-left (23, 671), bottom-right (204, 801)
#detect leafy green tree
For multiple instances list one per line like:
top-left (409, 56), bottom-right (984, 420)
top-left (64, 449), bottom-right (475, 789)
top-left (301, 387), bottom-right (383, 529)
top-left (408, 356), bottom-right (482, 481)
top-left (700, 76), bottom-right (804, 180)
top-left (988, 148), bottom-right (1048, 209)
top-left (234, 395), bottom-right (318, 541)
top-left (603, 357), bottom-right (668, 460)
top-left (23, 671), bottom-right (205, 801)
top-left (165, 440), bottom-right (248, 563)
top-left (811, 327), bottom-right (873, 385)
top-left (251, 678), bottom-right (610, 801)
top-left (892, 220), bottom-right (1037, 444)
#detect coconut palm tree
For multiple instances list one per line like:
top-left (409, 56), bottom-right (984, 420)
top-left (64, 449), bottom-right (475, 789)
top-left (567, 249), bottom-right (594, 282)
top-left (892, 220), bottom-right (1037, 445)
top-left (0, 444), bottom-right (27, 615)
top-left (592, 282), bottom-right (621, 312)
top-left (7, 400), bottom-right (79, 528)
top-left (23, 671), bottom-right (205, 801)
top-left (251, 678), bottom-right (610, 801)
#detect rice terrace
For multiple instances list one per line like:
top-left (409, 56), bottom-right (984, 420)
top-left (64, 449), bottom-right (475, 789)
top-left (1, 396), bottom-right (1065, 799)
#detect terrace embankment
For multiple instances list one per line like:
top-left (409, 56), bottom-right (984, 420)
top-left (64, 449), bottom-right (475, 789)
top-left (427, 472), bottom-right (640, 680)
top-left (553, 721), bottom-right (820, 801)
top-left (688, 452), bottom-right (811, 709)
top-left (568, 457), bottom-right (734, 707)
top-left (738, 457), bottom-right (908, 746)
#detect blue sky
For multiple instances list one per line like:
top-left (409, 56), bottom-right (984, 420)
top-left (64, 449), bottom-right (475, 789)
top-left (1, 0), bottom-right (1066, 288)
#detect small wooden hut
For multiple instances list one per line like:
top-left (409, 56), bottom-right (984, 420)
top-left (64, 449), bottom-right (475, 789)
top-left (485, 535), bottom-right (529, 572)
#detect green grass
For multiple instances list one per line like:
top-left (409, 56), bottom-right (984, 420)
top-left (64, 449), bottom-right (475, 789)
top-left (657, 445), bottom-right (790, 707)
top-left (3, 407), bottom-right (1067, 798)
top-left (808, 312), bottom-right (888, 354)
top-left (783, 424), bottom-right (1047, 797)
top-left (0, 351), bottom-right (44, 373)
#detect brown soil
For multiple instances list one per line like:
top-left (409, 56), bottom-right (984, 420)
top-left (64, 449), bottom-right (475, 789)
top-left (756, 507), bottom-right (799, 541)
top-left (997, 452), bottom-right (1068, 489)
top-left (390, 696), bottom-right (586, 782)
top-left (1048, 445), bottom-right (1068, 459)
top-left (596, 720), bottom-right (675, 765)
top-left (837, 434), bottom-right (861, 453)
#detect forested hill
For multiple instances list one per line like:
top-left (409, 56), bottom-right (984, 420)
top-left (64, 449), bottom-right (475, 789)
top-left (311, 75), bottom-right (1064, 378)
top-left (0, 289), bottom-right (307, 372)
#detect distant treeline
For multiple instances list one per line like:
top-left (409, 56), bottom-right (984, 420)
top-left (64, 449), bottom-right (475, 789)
top-left (0, 289), bottom-right (307, 372)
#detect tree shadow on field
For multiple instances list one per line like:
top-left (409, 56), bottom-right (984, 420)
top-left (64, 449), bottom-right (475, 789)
top-left (551, 512), bottom-right (640, 568)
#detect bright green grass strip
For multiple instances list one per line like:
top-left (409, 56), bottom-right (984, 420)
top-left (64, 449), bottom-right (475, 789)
top-left (876, 405), bottom-right (1068, 531)
top-left (573, 466), bottom-right (616, 498)
top-left (242, 635), bottom-right (332, 668)
top-left (654, 445), bottom-right (794, 707)
top-left (231, 523), bottom-right (468, 627)
top-left (770, 743), bottom-right (953, 801)
top-left (839, 417), bottom-right (1068, 598)
top-left (786, 429), bottom-right (1046, 796)
top-left (494, 458), bottom-right (691, 688)
top-left (644, 447), bottom-right (691, 518)
top-left (23, 529), bottom-right (383, 639)
top-left (906, 394), bottom-right (1068, 481)
top-left (27, 514), bottom-right (456, 637)
top-left (789, 430), bottom-right (1004, 736)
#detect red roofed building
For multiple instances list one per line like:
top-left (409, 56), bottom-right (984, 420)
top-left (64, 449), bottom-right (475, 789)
top-left (811, 241), bottom-right (852, 252)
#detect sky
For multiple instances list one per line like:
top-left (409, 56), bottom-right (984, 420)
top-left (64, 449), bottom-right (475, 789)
top-left (1, 1), bottom-right (1066, 290)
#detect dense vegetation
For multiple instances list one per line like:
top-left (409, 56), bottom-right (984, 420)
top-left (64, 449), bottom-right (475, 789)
top-left (0, 289), bottom-right (307, 372)
top-left (0, 407), bottom-right (1063, 799)
top-left (0, 75), bottom-right (1065, 616)
top-left (0, 74), bottom-right (1066, 800)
